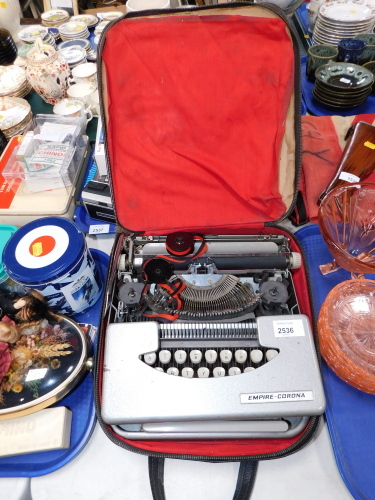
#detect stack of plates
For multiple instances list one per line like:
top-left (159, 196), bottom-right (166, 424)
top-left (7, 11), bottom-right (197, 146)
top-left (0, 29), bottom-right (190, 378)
top-left (41, 9), bottom-right (70, 27)
top-left (18, 25), bottom-right (57, 48)
top-left (313, 62), bottom-right (374, 108)
top-left (0, 65), bottom-right (31, 99)
top-left (313, 0), bottom-right (375, 46)
top-left (86, 50), bottom-right (97, 62)
top-left (59, 22), bottom-right (90, 42)
top-left (70, 14), bottom-right (99, 28)
top-left (59, 46), bottom-right (87, 68)
top-left (0, 96), bottom-right (32, 139)
top-left (94, 21), bottom-right (110, 45)
top-left (59, 39), bottom-right (91, 53)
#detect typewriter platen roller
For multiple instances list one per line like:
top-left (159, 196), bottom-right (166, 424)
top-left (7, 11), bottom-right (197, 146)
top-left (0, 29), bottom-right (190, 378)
top-left (102, 233), bottom-right (325, 439)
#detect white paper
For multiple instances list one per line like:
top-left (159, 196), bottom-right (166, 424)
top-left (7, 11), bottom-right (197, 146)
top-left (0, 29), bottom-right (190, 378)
top-left (51, 0), bottom-right (73, 9)
top-left (34, 123), bottom-right (77, 143)
top-left (339, 171), bottom-right (360, 183)
top-left (273, 319), bottom-right (305, 337)
top-left (89, 224), bottom-right (110, 235)
top-left (25, 368), bottom-right (48, 382)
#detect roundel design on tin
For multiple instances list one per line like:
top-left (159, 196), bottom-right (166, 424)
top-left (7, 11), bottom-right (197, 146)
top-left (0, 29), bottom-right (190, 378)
top-left (29, 235), bottom-right (56, 257)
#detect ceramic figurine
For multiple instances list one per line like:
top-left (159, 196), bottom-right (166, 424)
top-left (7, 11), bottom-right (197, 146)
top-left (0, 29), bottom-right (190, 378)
top-left (26, 37), bottom-right (71, 104)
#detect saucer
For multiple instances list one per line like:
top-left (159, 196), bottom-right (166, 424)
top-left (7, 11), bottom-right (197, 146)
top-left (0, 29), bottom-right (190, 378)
top-left (70, 14), bottom-right (99, 28)
top-left (41, 9), bottom-right (70, 26)
top-left (59, 46), bottom-right (87, 66)
top-left (315, 63), bottom-right (374, 89)
top-left (100, 11), bottom-right (123, 21)
top-left (18, 25), bottom-right (48, 44)
top-left (59, 39), bottom-right (91, 52)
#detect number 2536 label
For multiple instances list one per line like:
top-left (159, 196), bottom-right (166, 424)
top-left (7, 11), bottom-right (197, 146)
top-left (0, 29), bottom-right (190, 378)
top-left (273, 319), bottom-right (305, 337)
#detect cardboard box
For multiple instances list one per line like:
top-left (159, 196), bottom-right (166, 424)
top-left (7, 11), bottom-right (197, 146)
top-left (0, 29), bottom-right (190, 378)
top-left (0, 407), bottom-right (72, 457)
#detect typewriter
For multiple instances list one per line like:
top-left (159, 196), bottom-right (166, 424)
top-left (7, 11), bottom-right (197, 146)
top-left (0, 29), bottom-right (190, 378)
top-left (101, 232), bottom-right (326, 440)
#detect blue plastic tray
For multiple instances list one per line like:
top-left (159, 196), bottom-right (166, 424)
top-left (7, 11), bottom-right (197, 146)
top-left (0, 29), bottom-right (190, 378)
top-left (295, 224), bottom-right (375, 500)
top-left (295, 3), bottom-right (311, 41)
top-left (74, 204), bottom-right (116, 235)
top-left (73, 145), bottom-right (116, 235)
top-left (0, 249), bottom-right (109, 477)
top-left (301, 56), bottom-right (375, 117)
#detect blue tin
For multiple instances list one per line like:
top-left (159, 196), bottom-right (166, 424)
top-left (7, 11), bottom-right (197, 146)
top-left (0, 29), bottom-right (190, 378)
top-left (2, 217), bottom-right (103, 316)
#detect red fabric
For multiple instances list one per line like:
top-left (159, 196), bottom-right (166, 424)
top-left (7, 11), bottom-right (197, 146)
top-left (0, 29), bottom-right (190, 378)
top-left (107, 423), bottom-right (309, 457)
top-left (300, 116), bottom-right (345, 223)
top-left (300, 114), bottom-right (375, 222)
top-left (102, 15), bottom-right (295, 234)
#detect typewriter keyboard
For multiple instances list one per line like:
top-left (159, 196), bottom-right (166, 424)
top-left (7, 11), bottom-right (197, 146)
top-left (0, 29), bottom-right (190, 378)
top-left (143, 346), bottom-right (279, 377)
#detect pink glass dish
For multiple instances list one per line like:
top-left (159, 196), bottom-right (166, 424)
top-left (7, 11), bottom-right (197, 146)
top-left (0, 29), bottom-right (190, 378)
top-left (318, 183), bottom-right (375, 276)
top-left (318, 279), bottom-right (375, 393)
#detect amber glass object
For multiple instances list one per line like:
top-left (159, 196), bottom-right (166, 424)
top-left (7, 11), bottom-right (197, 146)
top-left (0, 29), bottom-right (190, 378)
top-left (318, 183), bottom-right (375, 276)
top-left (318, 279), bottom-right (375, 394)
top-left (0, 29), bottom-right (17, 66)
top-left (319, 122), bottom-right (375, 204)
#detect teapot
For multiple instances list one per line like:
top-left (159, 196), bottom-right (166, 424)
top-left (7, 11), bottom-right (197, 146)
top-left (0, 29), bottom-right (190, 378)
top-left (26, 38), bottom-right (70, 105)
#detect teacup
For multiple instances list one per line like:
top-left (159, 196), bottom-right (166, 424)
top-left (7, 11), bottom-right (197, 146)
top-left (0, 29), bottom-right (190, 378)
top-left (67, 82), bottom-right (97, 109)
top-left (53, 98), bottom-right (93, 123)
top-left (72, 62), bottom-right (97, 87)
top-left (354, 34), bottom-right (375, 64)
top-left (337, 38), bottom-right (366, 64)
top-left (306, 44), bottom-right (338, 82)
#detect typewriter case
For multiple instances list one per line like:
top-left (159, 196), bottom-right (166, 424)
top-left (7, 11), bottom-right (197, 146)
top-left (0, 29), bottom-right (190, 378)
top-left (95, 3), bottom-right (323, 461)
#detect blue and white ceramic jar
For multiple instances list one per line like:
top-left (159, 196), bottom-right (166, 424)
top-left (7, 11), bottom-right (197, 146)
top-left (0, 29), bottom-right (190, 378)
top-left (2, 217), bottom-right (103, 316)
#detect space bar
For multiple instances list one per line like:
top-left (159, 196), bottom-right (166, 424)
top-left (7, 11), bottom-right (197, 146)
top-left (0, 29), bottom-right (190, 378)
top-left (142, 420), bottom-right (289, 433)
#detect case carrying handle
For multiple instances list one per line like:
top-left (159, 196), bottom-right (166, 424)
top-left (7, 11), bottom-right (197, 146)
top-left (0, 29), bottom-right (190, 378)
top-left (148, 457), bottom-right (259, 500)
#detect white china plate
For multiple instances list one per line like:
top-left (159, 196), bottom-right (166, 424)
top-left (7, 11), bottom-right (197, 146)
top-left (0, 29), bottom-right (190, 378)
top-left (320, 1), bottom-right (374, 22)
top-left (18, 25), bottom-right (48, 43)
top-left (41, 9), bottom-right (69, 21)
top-left (0, 96), bottom-right (30, 129)
top-left (0, 66), bottom-right (27, 94)
top-left (70, 14), bottom-right (99, 27)
top-left (59, 22), bottom-right (89, 35)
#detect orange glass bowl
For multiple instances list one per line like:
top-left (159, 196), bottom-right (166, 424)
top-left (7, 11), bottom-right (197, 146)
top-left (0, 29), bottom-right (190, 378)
top-left (318, 279), bottom-right (375, 394)
top-left (318, 183), bottom-right (375, 276)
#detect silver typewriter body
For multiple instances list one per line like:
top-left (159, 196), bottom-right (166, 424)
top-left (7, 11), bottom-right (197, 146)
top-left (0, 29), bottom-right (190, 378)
top-left (101, 234), bottom-right (326, 440)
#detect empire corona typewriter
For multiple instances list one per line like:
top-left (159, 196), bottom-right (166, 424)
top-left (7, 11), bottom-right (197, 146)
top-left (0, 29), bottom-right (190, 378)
top-left (101, 231), bottom-right (326, 440)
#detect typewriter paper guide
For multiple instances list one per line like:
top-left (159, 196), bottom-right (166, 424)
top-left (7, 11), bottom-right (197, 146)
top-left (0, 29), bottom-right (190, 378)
top-left (101, 318), bottom-right (326, 425)
top-left (100, 9), bottom-right (297, 234)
